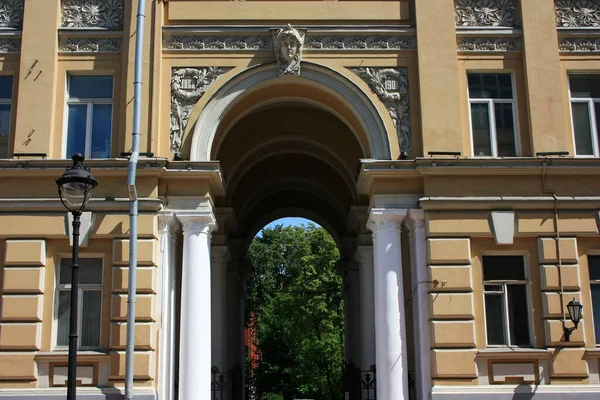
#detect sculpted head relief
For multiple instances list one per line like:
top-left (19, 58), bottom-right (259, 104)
top-left (273, 24), bottom-right (305, 76)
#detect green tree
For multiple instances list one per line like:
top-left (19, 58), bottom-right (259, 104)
top-left (247, 224), bottom-right (344, 400)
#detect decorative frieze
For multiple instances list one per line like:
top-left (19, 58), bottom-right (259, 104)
top-left (351, 68), bottom-right (412, 152)
top-left (170, 67), bottom-right (231, 159)
top-left (163, 34), bottom-right (417, 52)
top-left (61, 0), bottom-right (124, 29)
top-left (455, 0), bottom-right (520, 27)
top-left (0, 0), bottom-right (24, 30)
top-left (457, 36), bottom-right (523, 51)
top-left (558, 36), bottom-right (600, 51)
top-left (555, 0), bottom-right (600, 27)
top-left (0, 38), bottom-right (20, 52)
top-left (58, 37), bottom-right (122, 52)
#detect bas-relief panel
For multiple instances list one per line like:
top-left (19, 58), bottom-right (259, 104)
top-left (61, 0), bottom-right (124, 29)
top-left (0, 0), bottom-right (24, 29)
top-left (555, 0), bottom-right (600, 27)
top-left (455, 0), bottom-right (520, 27)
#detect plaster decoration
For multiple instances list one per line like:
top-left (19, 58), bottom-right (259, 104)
top-left (0, 0), bottom-right (24, 29)
top-left (354, 247), bottom-right (374, 264)
top-left (555, 0), bottom-right (600, 27)
top-left (58, 37), bottom-right (122, 52)
top-left (455, 0), bottom-right (519, 27)
top-left (558, 36), bottom-right (600, 51)
top-left (61, 0), bottom-right (124, 29)
top-left (272, 24), bottom-right (305, 76)
top-left (170, 67), bottom-right (231, 158)
top-left (304, 35), bottom-right (417, 50)
top-left (0, 38), bottom-right (20, 52)
top-left (457, 36), bottom-right (522, 51)
top-left (351, 67), bottom-right (412, 152)
top-left (163, 35), bottom-right (272, 51)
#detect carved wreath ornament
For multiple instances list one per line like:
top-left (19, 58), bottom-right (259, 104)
top-left (0, 0), bottom-right (24, 29)
top-left (555, 0), bottom-right (600, 27)
top-left (351, 68), bottom-right (412, 152)
top-left (61, 0), bottom-right (124, 29)
top-left (170, 67), bottom-right (230, 159)
top-left (455, 0), bottom-right (519, 27)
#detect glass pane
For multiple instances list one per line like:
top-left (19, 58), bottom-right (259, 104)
top-left (571, 102), bottom-right (594, 155)
top-left (66, 104), bottom-right (88, 158)
top-left (81, 290), bottom-right (101, 347)
top-left (57, 290), bottom-right (70, 346)
top-left (589, 255), bottom-right (600, 281)
top-left (69, 76), bottom-right (113, 99)
top-left (91, 104), bottom-right (112, 158)
top-left (485, 294), bottom-right (506, 345)
top-left (468, 73), bottom-right (513, 99)
top-left (0, 76), bottom-right (13, 99)
top-left (591, 285), bottom-right (600, 344)
top-left (60, 258), bottom-right (103, 285)
top-left (484, 284), bottom-right (503, 292)
top-left (483, 256), bottom-right (525, 281)
top-left (570, 75), bottom-right (600, 98)
top-left (0, 104), bottom-right (11, 158)
top-left (494, 103), bottom-right (516, 157)
top-left (507, 285), bottom-right (531, 346)
top-left (471, 103), bottom-right (492, 156)
top-left (594, 103), bottom-right (600, 155)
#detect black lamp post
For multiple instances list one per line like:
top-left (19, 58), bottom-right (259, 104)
top-left (56, 154), bottom-right (98, 400)
top-left (564, 298), bottom-right (583, 342)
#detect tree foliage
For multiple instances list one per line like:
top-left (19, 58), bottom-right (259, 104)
top-left (247, 223), bottom-right (344, 400)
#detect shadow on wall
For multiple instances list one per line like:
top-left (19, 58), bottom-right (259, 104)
top-left (512, 383), bottom-right (537, 400)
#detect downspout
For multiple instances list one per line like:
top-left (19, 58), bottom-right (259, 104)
top-left (125, 0), bottom-right (146, 399)
top-left (541, 160), bottom-right (567, 332)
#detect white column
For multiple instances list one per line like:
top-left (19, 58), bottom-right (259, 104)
top-left (211, 246), bottom-right (230, 373)
top-left (157, 211), bottom-right (179, 400)
top-left (406, 210), bottom-right (431, 400)
top-left (177, 211), bottom-right (217, 400)
top-left (355, 246), bottom-right (375, 371)
top-left (367, 208), bottom-right (409, 400)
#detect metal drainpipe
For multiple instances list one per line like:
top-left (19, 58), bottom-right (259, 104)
top-left (125, 0), bottom-right (146, 398)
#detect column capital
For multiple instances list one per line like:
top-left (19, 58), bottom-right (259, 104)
top-left (367, 208), bottom-right (408, 233)
top-left (405, 209), bottom-right (425, 233)
top-left (354, 246), bottom-right (374, 264)
top-left (211, 246), bottom-right (231, 264)
top-left (176, 211), bottom-right (217, 234)
top-left (159, 210), bottom-right (180, 235)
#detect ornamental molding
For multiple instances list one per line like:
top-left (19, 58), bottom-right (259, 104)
top-left (457, 36), bottom-right (522, 51)
top-left (555, 0), bottom-right (600, 27)
top-left (350, 67), bottom-right (412, 152)
top-left (354, 247), bottom-right (374, 264)
top-left (273, 24), bottom-right (305, 76)
top-left (455, 0), bottom-right (520, 27)
top-left (177, 212), bottom-right (217, 235)
top-left (163, 33), bottom-right (417, 51)
top-left (0, 0), bottom-right (24, 30)
top-left (0, 38), bottom-right (20, 52)
top-left (58, 37), bottom-right (122, 52)
top-left (558, 36), bottom-right (600, 51)
top-left (170, 67), bottom-right (231, 158)
top-left (61, 0), bottom-right (124, 29)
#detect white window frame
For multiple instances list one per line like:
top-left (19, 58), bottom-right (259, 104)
top-left (64, 75), bottom-right (114, 159)
top-left (53, 255), bottom-right (104, 351)
top-left (467, 72), bottom-right (520, 158)
top-left (588, 252), bottom-right (600, 346)
top-left (482, 252), bottom-right (534, 348)
top-left (568, 75), bottom-right (600, 157)
top-left (0, 75), bottom-right (13, 158)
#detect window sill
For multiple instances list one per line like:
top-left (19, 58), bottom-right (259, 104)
top-left (477, 348), bottom-right (552, 360)
top-left (585, 348), bottom-right (600, 358)
top-left (35, 350), bottom-right (110, 363)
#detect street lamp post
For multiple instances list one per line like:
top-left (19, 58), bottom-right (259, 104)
top-left (56, 154), bottom-right (98, 400)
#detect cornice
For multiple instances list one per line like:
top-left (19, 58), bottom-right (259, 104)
top-left (420, 196), bottom-right (600, 211)
top-left (0, 198), bottom-right (164, 213)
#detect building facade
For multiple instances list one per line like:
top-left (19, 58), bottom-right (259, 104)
top-left (0, 0), bottom-right (599, 399)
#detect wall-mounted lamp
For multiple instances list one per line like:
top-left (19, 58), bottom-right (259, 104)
top-left (564, 298), bottom-right (583, 342)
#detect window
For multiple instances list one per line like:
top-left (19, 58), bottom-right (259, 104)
top-left (588, 255), bottom-right (600, 344)
top-left (66, 76), bottom-right (113, 159)
top-left (569, 75), bottom-right (600, 157)
top-left (55, 257), bottom-right (103, 349)
top-left (0, 76), bottom-right (13, 158)
top-left (468, 73), bottom-right (518, 157)
top-left (483, 255), bottom-right (531, 346)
